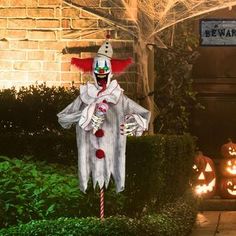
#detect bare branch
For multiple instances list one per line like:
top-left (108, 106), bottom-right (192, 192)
top-left (62, 0), bottom-right (138, 38)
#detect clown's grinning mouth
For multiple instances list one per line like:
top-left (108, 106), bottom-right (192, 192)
top-left (94, 73), bottom-right (109, 86)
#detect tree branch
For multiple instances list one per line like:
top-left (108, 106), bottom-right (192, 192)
top-left (62, 0), bottom-right (138, 39)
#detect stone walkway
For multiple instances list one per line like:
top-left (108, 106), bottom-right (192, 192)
top-left (189, 211), bottom-right (236, 236)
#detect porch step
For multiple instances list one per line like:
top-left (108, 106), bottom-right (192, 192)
top-left (199, 196), bottom-right (236, 211)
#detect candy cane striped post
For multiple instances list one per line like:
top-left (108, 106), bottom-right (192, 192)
top-left (100, 187), bottom-right (105, 220)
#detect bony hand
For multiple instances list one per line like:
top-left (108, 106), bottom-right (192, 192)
top-left (92, 101), bottom-right (109, 134)
top-left (92, 114), bottom-right (105, 133)
top-left (120, 117), bottom-right (138, 136)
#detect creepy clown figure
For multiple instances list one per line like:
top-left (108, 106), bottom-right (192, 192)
top-left (57, 37), bottom-right (151, 193)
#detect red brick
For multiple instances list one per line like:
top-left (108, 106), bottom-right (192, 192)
top-left (72, 19), bottom-right (97, 29)
top-left (43, 62), bottom-right (60, 71)
top-left (0, 60), bottom-right (13, 70)
top-left (9, 0), bottom-right (38, 6)
top-left (27, 51), bottom-right (44, 60)
top-left (61, 72), bottom-right (80, 81)
top-left (0, 19), bottom-right (7, 28)
top-left (0, 0), bottom-right (9, 7)
top-left (28, 30), bottom-right (56, 40)
top-left (6, 30), bottom-right (26, 39)
top-left (10, 41), bottom-right (39, 50)
top-left (27, 8), bottom-right (55, 18)
top-left (28, 71), bottom-right (60, 81)
top-left (61, 62), bottom-right (69, 71)
top-left (62, 19), bottom-right (71, 29)
top-left (0, 41), bottom-right (9, 49)
top-left (0, 50), bottom-right (26, 60)
top-left (39, 41), bottom-right (65, 50)
top-left (62, 8), bottom-right (80, 18)
top-left (36, 19), bottom-right (60, 28)
top-left (0, 71), bottom-right (28, 80)
top-left (14, 61), bottom-right (41, 70)
top-left (43, 51), bottom-right (55, 61)
top-left (80, 11), bottom-right (98, 19)
top-left (38, 0), bottom-right (61, 5)
top-left (66, 41), bottom-right (95, 47)
top-left (8, 19), bottom-right (36, 29)
top-left (0, 8), bottom-right (26, 18)
top-left (61, 53), bottom-right (79, 62)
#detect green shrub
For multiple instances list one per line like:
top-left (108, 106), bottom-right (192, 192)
top-left (0, 193), bottom-right (197, 236)
top-left (125, 134), bottom-right (195, 216)
top-left (0, 84), bottom-right (79, 135)
top-left (0, 157), bottom-right (125, 228)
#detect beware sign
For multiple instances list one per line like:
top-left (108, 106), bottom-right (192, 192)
top-left (200, 19), bottom-right (236, 46)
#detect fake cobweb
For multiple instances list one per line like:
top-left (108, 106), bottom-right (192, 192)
top-left (63, 0), bottom-right (236, 46)
top-left (62, 0), bottom-right (236, 127)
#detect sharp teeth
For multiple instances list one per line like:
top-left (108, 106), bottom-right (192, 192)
top-left (97, 74), bottom-right (106, 78)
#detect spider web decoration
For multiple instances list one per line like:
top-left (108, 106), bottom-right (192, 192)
top-left (62, 0), bottom-right (236, 133)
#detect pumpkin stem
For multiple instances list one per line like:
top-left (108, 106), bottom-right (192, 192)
top-left (196, 150), bottom-right (203, 156)
top-left (228, 138), bottom-right (232, 143)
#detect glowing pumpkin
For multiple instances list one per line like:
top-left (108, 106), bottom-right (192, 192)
top-left (220, 178), bottom-right (236, 199)
top-left (221, 139), bottom-right (236, 159)
top-left (220, 139), bottom-right (236, 177)
top-left (192, 152), bottom-right (216, 198)
top-left (220, 158), bottom-right (236, 177)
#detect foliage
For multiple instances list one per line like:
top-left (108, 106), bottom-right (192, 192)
top-left (125, 134), bottom-right (195, 216)
top-left (0, 157), bottom-right (125, 228)
top-left (0, 83), bottom-right (79, 135)
top-left (0, 134), bottom-right (195, 227)
top-left (0, 192), bottom-right (197, 236)
top-left (154, 22), bottom-right (203, 134)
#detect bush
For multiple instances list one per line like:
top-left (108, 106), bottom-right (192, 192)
top-left (125, 134), bottom-right (195, 216)
top-left (0, 84), bottom-right (79, 135)
top-left (0, 193), bottom-right (197, 236)
top-left (0, 157), bottom-right (125, 228)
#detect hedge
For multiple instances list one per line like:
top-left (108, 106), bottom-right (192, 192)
top-left (0, 157), bottom-right (125, 228)
top-left (125, 134), bottom-right (195, 216)
top-left (0, 193), bottom-right (197, 236)
top-left (0, 84), bottom-right (79, 135)
top-left (0, 134), bottom-right (195, 223)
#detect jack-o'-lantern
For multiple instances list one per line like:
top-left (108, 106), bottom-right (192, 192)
top-left (221, 139), bottom-right (236, 159)
top-left (220, 158), bottom-right (236, 177)
top-left (220, 139), bottom-right (236, 177)
top-left (220, 178), bottom-right (236, 199)
top-left (192, 152), bottom-right (216, 198)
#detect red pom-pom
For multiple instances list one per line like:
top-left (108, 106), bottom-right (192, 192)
top-left (96, 149), bottom-right (105, 159)
top-left (106, 34), bottom-right (111, 39)
top-left (95, 129), bottom-right (104, 138)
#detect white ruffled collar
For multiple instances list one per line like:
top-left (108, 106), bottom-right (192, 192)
top-left (80, 80), bottom-right (123, 105)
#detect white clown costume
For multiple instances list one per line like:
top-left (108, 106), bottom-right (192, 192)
top-left (57, 37), bottom-right (151, 193)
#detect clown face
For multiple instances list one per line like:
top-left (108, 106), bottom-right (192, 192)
top-left (93, 56), bottom-right (113, 89)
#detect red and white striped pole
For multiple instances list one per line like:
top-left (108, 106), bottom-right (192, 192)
top-left (100, 187), bottom-right (104, 220)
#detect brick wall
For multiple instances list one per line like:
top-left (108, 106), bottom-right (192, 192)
top-left (0, 0), bottom-right (136, 95)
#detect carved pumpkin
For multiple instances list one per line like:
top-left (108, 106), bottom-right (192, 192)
top-left (220, 158), bottom-right (236, 177)
top-left (220, 139), bottom-right (236, 177)
top-left (192, 152), bottom-right (216, 198)
top-left (221, 139), bottom-right (236, 159)
top-left (220, 178), bottom-right (236, 199)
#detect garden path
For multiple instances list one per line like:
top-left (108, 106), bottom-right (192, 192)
top-left (189, 211), bottom-right (236, 236)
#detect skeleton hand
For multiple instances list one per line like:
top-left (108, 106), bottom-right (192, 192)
top-left (91, 113), bottom-right (105, 133)
top-left (120, 116), bottom-right (138, 136)
top-left (92, 102), bottom-right (109, 134)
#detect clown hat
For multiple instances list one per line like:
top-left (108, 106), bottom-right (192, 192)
top-left (71, 35), bottom-right (133, 74)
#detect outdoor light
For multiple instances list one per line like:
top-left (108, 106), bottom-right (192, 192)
top-left (192, 152), bottom-right (216, 198)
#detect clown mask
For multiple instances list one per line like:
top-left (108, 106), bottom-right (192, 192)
top-left (93, 56), bottom-right (113, 89)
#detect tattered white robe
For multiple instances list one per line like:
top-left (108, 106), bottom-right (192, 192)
top-left (57, 80), bottom-right (151, 193)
